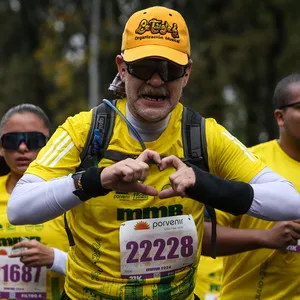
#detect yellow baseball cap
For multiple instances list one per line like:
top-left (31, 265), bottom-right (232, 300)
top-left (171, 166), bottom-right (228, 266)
top-left (121, 6), bottom-right (190, 66)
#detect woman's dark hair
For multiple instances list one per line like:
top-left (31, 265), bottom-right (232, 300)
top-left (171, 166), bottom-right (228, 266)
top-left (0, 156), bottom-right (10, 175)
top-left (0, 104), bottom-right (51, 176)
top-left (0, 104), bottom-right (51, 134)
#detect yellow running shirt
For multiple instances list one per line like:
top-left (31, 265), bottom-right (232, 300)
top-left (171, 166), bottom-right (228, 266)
top-left (194, 256), bottom-right (223, 300)
top-left (217, 140), bottom-right (300, 300)
top-left (27, 99), bottom-right (265, 299)
top-left (0, 174), bottom-right (69, 300)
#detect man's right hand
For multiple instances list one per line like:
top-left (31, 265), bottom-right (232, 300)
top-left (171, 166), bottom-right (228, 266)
top-left (262, 220), bottom-right (300, 249)
top-left (100, 149), bottom-right (161, 195)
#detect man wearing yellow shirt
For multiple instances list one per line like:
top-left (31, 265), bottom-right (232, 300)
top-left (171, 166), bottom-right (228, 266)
top-left (210, 73), bottom-right (300, 299)
top-left (7, 7), bottom-right (300, 300)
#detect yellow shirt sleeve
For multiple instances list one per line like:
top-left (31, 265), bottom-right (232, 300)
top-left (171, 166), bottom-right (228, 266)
top-left (205, 119), bottom-right (265, 227)
top-left (216, 209), bottom-right (239, 226)
top-left (26, 109), bottom-right (93, 180)
top-left (205, 118), bottom-right (265, 183)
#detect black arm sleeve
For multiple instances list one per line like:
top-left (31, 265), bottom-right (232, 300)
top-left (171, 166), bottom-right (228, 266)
top-left (186, 164), bottom-right (254, 215)
top-left (80, 167), bottom-right (111, 198)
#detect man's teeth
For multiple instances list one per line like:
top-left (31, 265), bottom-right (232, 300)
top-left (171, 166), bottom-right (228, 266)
top-left (144, 96), bottom-right (164, 101)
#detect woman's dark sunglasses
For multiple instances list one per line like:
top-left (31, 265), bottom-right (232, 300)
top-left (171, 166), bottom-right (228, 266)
top-left (125, 59), bottom-right (188, 82)
top-left (0, 132), bottom-right (48, 150)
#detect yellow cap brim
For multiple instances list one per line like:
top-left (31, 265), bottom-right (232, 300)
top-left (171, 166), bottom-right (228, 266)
top-left (123, 45), bottom-right (188, 66)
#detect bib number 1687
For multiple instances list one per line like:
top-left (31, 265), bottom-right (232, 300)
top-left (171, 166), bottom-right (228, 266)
top-left (0, 264), bottom-right (41, 283)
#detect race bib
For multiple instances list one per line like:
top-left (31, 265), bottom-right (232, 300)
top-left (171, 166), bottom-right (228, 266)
top-left (120, 215), bottom-right (198, 279)
top-left (0, 247), bottom-right (47, 299)
top-left (286, 244), bottom-right (300, 252)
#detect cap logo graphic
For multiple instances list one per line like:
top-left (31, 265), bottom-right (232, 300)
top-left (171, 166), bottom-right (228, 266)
top-left (134, 221), bottom-right (150, 230)
top-left (135, 18), bottom-right (179, 39)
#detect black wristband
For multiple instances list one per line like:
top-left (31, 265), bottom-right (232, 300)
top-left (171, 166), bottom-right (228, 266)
top-left (186, 164), bottom-right (254, 215)
top-left (72, 167), bottom-right (111, 201)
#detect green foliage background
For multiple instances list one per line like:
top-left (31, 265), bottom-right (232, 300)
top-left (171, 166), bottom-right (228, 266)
top-left (1, 0), bottom-right (300, 146)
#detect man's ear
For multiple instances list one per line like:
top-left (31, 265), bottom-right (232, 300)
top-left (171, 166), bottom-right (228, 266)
top-left (116, 55), bottom-right (126, 81)
top-left (183, 59), bottom-right (193, 87)
top-left (274, 109), bottom-right (284, 128)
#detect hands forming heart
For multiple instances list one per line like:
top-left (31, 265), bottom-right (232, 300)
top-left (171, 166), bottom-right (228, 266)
top-left (100, 149), bottom-right (196, 198)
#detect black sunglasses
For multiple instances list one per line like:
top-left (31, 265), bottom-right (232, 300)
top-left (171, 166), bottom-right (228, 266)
top-left (125, 59), bottom-right (188, 82)
top-left (279, 100), bottom-right (300, 109)
top-left (0, 132), bottom-right (48, 150)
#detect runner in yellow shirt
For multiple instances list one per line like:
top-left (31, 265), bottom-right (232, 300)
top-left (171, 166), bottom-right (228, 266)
top-left (209, 73), bottom-right (300, 300)
top-left (0, 104), bottom-right (69, 300)
top-left (7, 8), bottom-right (300, 300)
top-left (195, 247), bottom-right (223, 300)
top-left (199, 211), bottom-right (300, 299)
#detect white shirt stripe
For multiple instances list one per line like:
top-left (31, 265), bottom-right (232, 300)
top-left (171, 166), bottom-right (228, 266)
top-left (222, 131), bottom-right (257, 162)
top-left (41, 135), bottom-right (72, 166)
top-left (37, 131), bottom-right (68, 164)
top-left (50, 142), bottom-right (75, 167)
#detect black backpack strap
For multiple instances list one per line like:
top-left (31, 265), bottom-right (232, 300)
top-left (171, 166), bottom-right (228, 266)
top-left (65, 100), bottom-right (117, 247)
top-left (182, 107), bottom-right (209, 170)
top-left (98, 100), bottom-right (116, 154)
top-left (64, 212), bottom-right (75, 247)
top-left (182, 106), bottom-right (216, 259)
top-left (77, 100), bottom-right (116, 171)
top-left (102, 150), bottom-right (138, 161)
top-left (203, 205), bottom-right (217, 258)
top-left (101, 151), bottom-right (170, 162)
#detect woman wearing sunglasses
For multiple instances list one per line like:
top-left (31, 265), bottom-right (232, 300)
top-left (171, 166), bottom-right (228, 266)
top-left (0, 104), bottom-right (69, 300)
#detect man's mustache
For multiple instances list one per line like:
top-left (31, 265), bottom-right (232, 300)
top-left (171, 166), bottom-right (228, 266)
top-left (138, 86), bottom-right (169, 98)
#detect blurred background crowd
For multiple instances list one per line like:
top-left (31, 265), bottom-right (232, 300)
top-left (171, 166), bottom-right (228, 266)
top-left (1, 0), bottom-right (299, 145)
